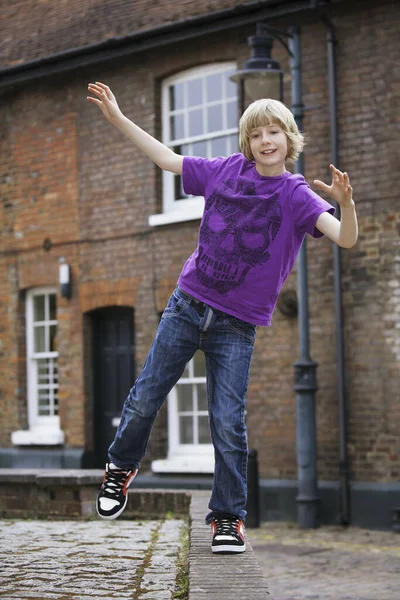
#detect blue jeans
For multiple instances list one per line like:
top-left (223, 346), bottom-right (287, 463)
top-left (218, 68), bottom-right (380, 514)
top-left (108, 287), bottom-right (257, 523)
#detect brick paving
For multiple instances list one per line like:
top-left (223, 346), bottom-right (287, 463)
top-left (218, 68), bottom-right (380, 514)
top-left (248, 522), bottom-right (400, 600)
top-left (0, 518), bottom-right (186, 599)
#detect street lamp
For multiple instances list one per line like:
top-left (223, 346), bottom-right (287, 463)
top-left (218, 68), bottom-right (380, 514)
top-left (231, 25), bottom-right (319, 529)
top-left (230, 23), bottom-right (284, 112)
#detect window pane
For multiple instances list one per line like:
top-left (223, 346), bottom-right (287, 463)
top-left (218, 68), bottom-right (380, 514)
top-left (34, 326), bottom-right (46, 353)
top-left (38, 361), bottom-right (50, 384)
top-left (227, 100), bottom-right (238, 129)
top-left (173, 143), bottom-right (190, 156)
top-left (211, 136), bottom-right (228, 157)
top-left (37, 358), bottom-right (59, 416)
top-left (173, 143), bottom-right (190, 199)
top-left (33, 296), bottom-right (45, 322)
top-left (170, 83), bottom-right (184, 110)
top-left (197, 383), bottom-right (208, 411)
top-left (207, 104), bottom-right (223, 133)
top-left (37, 358), bottom-right (57, 383)
top-left (228, 134), bottom-right (239, 154)
top-left (188, 109), bottom-right (203, 137)
top-left (39, 358), bottom-right (56, 378)
top-left (49, 294), bottom-right (56, 321)
top-left (192, 140), bottom-right (207, 157)
top-left (193, 351), bottom-right (206, 377)
top-left (179, 415), bottom-right (193, 444)
top-left (49, 325), bottom-right (57, 352)
top-left (174, 174), bottom-right (188, 201)
top-left (170, 113), bottom-right (185, 140)
top-left (198, 415), bottom-right (211, 444)
top-left (224, 70), bottom-right (237, 99)
top-left (177, 384), bottom-right (193, 412)
top-left (38, 391), bottom-right (50, 416)
top-left (206, 73), bottom-right (222, 102)
top-left (188, 78), bottom-right (202, 107)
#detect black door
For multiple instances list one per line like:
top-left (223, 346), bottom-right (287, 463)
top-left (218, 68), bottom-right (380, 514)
top-left (92, 307), bottom-right (135, 467)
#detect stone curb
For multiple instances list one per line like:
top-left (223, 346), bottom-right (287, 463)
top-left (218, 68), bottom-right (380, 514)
top-left (188, 491), bottom-right (270, 599)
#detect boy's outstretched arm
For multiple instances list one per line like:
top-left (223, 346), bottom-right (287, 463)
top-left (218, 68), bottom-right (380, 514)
top-left (314, 164), bottom-right (358, 248)
top-left (87, 82), bottom-right (183, 175)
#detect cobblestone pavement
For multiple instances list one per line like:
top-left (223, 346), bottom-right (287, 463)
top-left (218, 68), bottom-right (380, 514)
top-left (248, 522), bottom-right (400, 600)
top-left (0, 518), bottom-right (186, 599)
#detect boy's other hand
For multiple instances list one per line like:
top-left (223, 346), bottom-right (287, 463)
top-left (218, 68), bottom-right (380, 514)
top-left (87, 82), bottom-right (123, 123)
top-left (313, 164), bottom-right (354, 207)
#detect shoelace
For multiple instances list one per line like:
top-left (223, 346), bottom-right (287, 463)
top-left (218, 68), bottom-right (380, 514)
top-left (102, 466), bottom-right (131, 499)
top-left (214, 517), bottom-right (240, 537)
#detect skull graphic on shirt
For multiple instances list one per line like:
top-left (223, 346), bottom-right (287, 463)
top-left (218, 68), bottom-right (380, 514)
top-left (195, 178), bottom-right (282, 294)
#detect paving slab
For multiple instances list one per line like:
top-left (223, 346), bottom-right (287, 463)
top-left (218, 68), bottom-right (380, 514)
top-left (248, 521), bottom-right (400, 600)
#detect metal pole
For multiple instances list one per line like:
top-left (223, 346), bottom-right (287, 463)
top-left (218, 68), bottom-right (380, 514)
top-left (326, 22), bottom-right (351, 526)
top-left (289, 27), bottom-right (319, 529)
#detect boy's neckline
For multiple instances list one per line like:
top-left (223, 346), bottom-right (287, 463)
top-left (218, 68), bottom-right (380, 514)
top-left (251, 164), bottom-right (291, 180)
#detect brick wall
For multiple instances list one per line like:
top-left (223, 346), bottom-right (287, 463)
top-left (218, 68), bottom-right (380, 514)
top-left (0, 470), bottom-right (191, 520)
top-left (0, 0), bottom-right (399, 482)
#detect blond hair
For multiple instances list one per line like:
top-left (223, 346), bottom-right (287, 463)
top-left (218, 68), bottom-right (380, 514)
top-left (239, 98), bottom-right (305, 163)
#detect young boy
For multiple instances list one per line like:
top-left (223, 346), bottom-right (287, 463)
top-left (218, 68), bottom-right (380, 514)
top-left (87, 82), bottom-right (358, 553)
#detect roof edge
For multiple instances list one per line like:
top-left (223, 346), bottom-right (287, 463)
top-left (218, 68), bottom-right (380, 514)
top-left (0, 0), bottom-right (324, 90)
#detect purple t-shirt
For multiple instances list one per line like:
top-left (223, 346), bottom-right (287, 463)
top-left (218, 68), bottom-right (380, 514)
top-left (177, 153), bottom-right (335, 326)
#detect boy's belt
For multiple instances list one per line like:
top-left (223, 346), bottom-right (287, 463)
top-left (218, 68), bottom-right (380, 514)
top-left (177, 287), bottom-right (218, 315)
top-left (177, 287), bottom-right (205, 307)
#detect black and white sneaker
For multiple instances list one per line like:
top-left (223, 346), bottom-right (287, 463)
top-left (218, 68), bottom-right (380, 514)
top-left (96, 462), bottom-right (138, 520)
top-left (211, 515), bottom-right (246, 553)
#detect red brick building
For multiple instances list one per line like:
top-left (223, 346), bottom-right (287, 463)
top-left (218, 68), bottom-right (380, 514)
top-left (1, 0), bottom-right (399, 529)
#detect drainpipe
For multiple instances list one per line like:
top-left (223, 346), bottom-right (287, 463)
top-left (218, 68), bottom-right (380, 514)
top-left (316, 2), bottom-right (351, 525)
top-left (290, 27), bottom-right (319, 530)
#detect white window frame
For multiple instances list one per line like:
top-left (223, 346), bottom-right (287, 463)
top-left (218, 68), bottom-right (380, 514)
top-left (149, 62), bottom-right (238, 227)
top-left (152, 354), bottom-right (214, 473)
top-left (11, 287), bottom-right (64, 445)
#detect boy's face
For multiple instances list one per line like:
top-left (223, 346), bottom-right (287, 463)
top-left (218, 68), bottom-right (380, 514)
top-left (249, 122), bottom-right (288, 176)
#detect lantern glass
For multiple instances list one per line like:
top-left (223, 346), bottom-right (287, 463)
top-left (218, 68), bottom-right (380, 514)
top-left (243, 70), bottom-right (283, 105)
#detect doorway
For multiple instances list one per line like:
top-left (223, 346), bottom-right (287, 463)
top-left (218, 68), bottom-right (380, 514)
top-left (91, 307), bottom-right (135, 466)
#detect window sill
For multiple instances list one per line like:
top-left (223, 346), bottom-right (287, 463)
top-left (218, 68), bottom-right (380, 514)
top-left (11, 428), bottom-right (65, 446)
top-left (151, 454), bottom-right (214, 474)
top-left (148, 197), bottom-right (204, 227)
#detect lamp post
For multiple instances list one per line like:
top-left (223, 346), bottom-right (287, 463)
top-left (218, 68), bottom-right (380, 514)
top-left (231, 25), bottom-right (319, 529)
top-left (231, 23), bottom-right (284, 112)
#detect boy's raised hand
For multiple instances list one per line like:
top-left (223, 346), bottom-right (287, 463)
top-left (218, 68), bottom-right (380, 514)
top-left (313, 164), bottom-right (354, 207)
top-left (87, 82), bottom-right (123, 123)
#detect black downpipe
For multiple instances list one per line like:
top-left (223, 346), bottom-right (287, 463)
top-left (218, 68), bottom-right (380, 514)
top-left (318, 7), bottom-right (351, 525)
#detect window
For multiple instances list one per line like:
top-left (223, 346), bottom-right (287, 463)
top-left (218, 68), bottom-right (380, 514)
top-left (149, 63), bottom-right (239, 226)
top-left (12, 288), bottom-right (64, 445)
top-left (175, 351), bottom-right (210, 446)
top-left (152, 351), bottom-right (214, 473)
top-left (30, 291), bottom-right (59, 418)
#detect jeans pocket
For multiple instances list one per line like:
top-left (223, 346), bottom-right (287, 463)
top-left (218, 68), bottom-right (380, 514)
top-left (224, 315), bottom-right (256, 342)
top-left (162, 295), bottom-right (189, 318)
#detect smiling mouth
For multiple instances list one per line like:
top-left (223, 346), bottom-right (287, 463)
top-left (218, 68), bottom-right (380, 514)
top-left (261, 149), bottom-right (276, 155)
